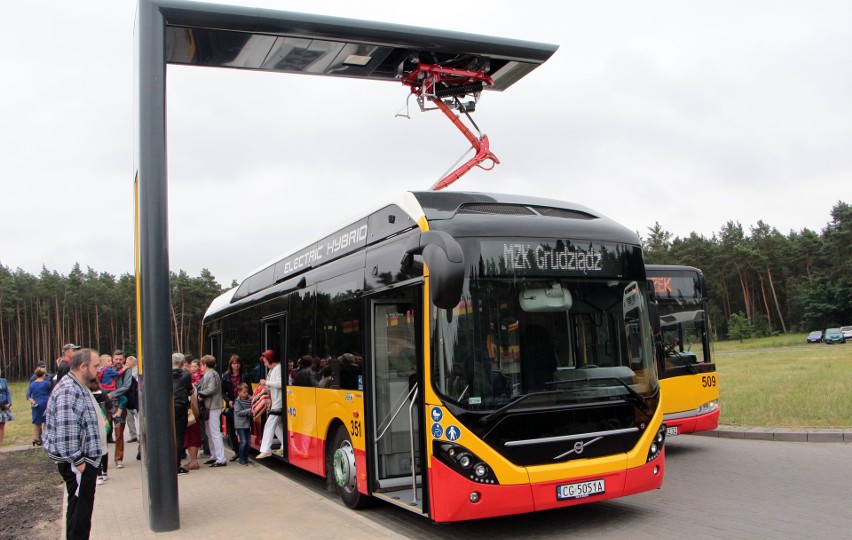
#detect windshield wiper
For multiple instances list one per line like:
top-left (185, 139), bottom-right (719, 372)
top-left (549, 375), bottom-right (648, 410)
top-left (479, 375), bottom-right (651, 426)
top-left (669, 350), bottom-right (698, 373)
top-left (479, 390), bottom-right (565, 425)
top-left (592, 376), bottom-right (649, 409)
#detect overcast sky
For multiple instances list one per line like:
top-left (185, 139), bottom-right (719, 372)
top-left (2, 0), bottom-right (850, 287)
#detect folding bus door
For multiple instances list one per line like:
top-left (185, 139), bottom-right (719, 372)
top-left (370, 292), bottom-right (424, 512)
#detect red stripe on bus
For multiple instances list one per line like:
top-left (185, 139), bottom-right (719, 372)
top-left (666, 408), bottom-right (720, 435)
top-left (428, 454), bottom-right (665, 522)
top-left (288, 431), bottom-right (324, 475)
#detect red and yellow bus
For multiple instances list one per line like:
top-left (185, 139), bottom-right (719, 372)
top-left (647, 265), bottom-right (719, 437)
top-left (203, 191), bottom-right (666, 522)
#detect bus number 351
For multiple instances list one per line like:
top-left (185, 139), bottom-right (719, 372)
top-left (350, 420), bottom-right (362, 437)
top-left (702, 375), bottom-right (717, 388)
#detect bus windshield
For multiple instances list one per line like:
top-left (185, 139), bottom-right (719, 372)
top-left (650, 270), bottom-right (712, 367)
top-left (431, 277), bottom-right (658, 411)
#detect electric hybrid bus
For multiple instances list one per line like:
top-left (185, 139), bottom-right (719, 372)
top-left (647, 264), bottom-right (719, 436)
top-left (203, 191), bottom-right (666, 522)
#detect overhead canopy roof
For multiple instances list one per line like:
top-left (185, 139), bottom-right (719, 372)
top-left (160, 1), bottom-right (559, 90)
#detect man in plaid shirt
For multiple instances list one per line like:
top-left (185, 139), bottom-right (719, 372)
top-left (44, 348), bottom-right (106, 540)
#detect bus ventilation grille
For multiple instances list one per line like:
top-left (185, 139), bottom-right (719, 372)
top-left (530, 206), bottom-right (596, 220)
top-left (457, 204), bottom-right (596, 220)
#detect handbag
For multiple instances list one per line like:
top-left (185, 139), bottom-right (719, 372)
top-left (198, 399), bottom-right (209, 422)
top-left (187, 407), bottom-right (196, 426)
top-left (250, 381), bottom-right (270, 417)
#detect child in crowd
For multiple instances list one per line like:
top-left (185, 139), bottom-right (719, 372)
top-left (232, 383), bottom-right (253, 465)
top-left (97, 354), bottom-right (127, 425)
top-left (89, 378), bottom-right (113, 485)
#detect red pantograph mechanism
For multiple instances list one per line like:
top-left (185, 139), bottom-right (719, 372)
top-left (401, 63), bottom-right (500, 191)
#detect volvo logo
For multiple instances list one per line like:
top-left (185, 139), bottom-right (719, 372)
top-left (554, 436), bottom-right (604, 460)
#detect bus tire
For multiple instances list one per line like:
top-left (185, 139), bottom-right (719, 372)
top-left (331, 425), bottom-right (367, 508)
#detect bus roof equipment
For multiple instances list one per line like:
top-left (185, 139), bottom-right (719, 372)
top-left (400, 62), bottom-right (501, 190)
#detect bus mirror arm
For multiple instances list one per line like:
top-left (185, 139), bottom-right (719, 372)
top-left (402, 231), bottom-right (465, 310)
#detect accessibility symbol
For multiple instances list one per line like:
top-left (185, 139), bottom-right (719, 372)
top-left (445, 425), bottom-right (461, 442)
top-left (430, 407), bottom-right (443, 422)
top-left (431, 423), bottom-right (444, 438)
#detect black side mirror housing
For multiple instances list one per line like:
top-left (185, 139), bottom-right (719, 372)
top-left (402, 231), bottom-right (465, 309)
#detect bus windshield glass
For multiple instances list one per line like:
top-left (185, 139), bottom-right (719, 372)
top-left (650, 270), bottom-right (711, 366)
top-left (431, 238), bottom-right (657, 411)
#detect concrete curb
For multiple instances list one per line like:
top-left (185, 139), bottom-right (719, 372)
top-left (694, 425), bottom-right (852, 443)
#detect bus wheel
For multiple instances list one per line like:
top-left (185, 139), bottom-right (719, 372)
top-left (332, 425), bottom-right (366, 508)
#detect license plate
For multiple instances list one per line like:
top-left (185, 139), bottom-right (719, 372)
top-left (556, 479), bottom-right (605, 500)
top-left (666, 426), bottom-right (679, 437)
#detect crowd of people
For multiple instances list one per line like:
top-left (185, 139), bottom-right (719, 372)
top-left (285, 352), bottom-right (364, 390)
top-left (0, 344), bottom-right (369, 540)
top-left (170, 352), bottom-right (256, 474)
top-left (15, 344), bottom-right (139, 539)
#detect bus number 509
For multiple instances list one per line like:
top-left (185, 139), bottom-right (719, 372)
top-left (702, 375), bottom-right (717, 388)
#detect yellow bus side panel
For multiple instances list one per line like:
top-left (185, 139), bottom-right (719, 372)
top-left (287, 387), bottom-right (367, 452)
top-left (661, 372), bottom-right (719, 414)
top-left (314, 388), bottom-right (366, 451)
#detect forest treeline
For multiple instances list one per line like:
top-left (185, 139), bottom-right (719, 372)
top-left (0, 265), bottom-right (223, 380)
top-left (643, 201), bottom-right (851, 340)
top-left (0, 201), bottom-right (849, 379)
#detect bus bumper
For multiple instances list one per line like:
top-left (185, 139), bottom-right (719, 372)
top-left (428, 451), bottom-right (665, 522)
top-left (665, 407), bottom-right (720, 436)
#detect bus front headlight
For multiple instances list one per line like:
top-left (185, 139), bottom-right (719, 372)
top-left (697, 400), bottom-right (719, 415)
top-left (434, 442), bottom-right (500, 485)
top-left (647, 425), bottom-right (666, 462)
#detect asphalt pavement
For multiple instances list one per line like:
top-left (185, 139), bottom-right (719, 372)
top-left (3, 422), bottom-right (848, 538)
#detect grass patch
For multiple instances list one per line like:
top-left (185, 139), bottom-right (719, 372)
top-left (716, 341), bottom-right (852, 426)
top-left (713, 332), bottom-right (813, 351)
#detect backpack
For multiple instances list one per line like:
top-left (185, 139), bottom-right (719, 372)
top-left (125, 376), bottom-right (139, 410)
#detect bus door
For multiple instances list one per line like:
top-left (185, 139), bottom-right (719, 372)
top-left (261, 314), bottom-right (287, 457)
top-left (207, 331), bottom-right (222, 367)
top-left (370, 293), bottom-right (424, 511)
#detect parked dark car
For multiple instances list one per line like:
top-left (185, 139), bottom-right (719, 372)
top-left (823, 328), bottom-right (845, 344)
top-left (841, 326), bottom-right (852, 340)
top-left (806, 330), bottom-right (823, 343)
